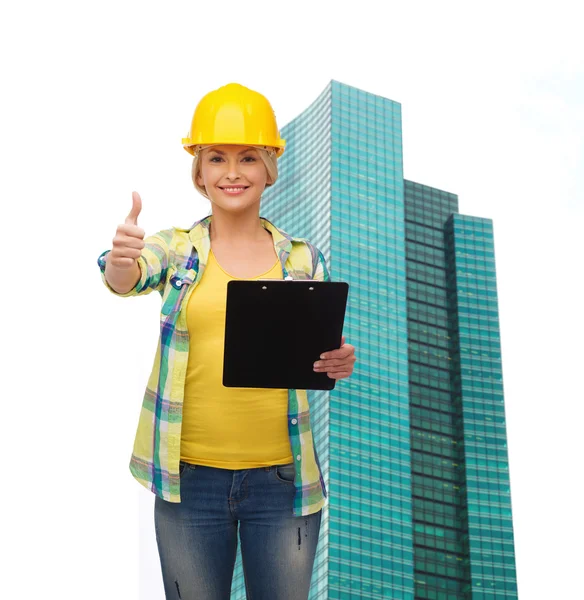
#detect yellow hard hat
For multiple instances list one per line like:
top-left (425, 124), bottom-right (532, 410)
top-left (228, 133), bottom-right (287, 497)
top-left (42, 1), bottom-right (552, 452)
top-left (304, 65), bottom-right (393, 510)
top-left (182, 83), bottom-right (286, 156)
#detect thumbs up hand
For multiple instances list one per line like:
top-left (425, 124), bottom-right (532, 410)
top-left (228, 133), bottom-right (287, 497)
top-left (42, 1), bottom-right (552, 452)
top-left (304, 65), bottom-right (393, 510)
top-left (110, 191), bottom-right (146, 269)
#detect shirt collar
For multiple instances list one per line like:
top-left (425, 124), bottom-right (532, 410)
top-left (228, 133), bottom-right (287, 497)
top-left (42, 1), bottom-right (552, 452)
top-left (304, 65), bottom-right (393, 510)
top-left (174, 215), bottom-right (295, 268)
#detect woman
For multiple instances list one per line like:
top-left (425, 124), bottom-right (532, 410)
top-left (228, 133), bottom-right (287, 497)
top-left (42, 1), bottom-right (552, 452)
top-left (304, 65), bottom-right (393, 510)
top-left (97, 83), bottom-right (356, 599)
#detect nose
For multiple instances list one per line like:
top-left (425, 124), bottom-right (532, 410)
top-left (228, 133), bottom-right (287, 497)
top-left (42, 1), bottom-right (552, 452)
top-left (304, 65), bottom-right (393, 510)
top-left (225, 157), bottom-right (242, 181)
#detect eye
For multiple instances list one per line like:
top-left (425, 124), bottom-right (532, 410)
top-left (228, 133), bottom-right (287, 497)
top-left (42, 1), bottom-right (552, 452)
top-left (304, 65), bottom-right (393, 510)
top-left (209, 156), bottom-right (223, 162)
top-left (242, 156), bottom-right (256, 162)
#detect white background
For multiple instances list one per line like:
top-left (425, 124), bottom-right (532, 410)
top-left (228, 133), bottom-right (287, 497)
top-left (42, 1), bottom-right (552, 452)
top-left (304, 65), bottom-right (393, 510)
top-left (2, 1), bottom-right (582, 598)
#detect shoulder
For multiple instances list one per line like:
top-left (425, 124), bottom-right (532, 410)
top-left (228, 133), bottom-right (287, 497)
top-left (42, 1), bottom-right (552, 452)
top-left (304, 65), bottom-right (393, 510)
top-left (291, 238), bottom-right (323, 266)
top-left (156, 228), bottom-right (177, 244)
top-left (155, 226), bottom-right (193, 251)
top-left (264, 218), bottom-right (322, 255)
top-left (143, 228), bottom-right (192, 269)
top-left (266, 220), bottom-right (327, 279)
top-left (285, 230), bottom-right (324, 265)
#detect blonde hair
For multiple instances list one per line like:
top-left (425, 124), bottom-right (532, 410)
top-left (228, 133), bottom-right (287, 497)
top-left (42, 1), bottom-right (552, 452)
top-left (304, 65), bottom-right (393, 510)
top-left (191, 146), bottom-right (279, 199)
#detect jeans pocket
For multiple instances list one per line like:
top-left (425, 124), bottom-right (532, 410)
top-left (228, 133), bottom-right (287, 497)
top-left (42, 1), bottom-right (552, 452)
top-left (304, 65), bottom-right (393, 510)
top-left (274, 462), bottom-right (296, 484)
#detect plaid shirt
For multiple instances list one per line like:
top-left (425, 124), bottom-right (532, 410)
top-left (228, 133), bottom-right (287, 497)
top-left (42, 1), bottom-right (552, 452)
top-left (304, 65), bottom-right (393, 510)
top-left (97, 215), bottom-right (330, 517)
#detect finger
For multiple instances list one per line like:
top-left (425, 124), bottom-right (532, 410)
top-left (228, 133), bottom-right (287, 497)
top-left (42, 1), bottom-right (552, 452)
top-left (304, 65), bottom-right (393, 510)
top-left (125, 191), bottom-right (142, 225)
top-left (111, 246), bottom-right (142, 261)
top-left (320, 346), bottom-right (354, 361)
top-left (314, 358), bottom-right (351, 369)
top-left (341, 336), bottom-right (346, 346)
top-left (110, 256), bottom-right (137, 268)
top-left (321, 363), bottom-right (353, 373)
top-left (112, 233), bottom-right (145, 249)
top-left (327, 371), bottom-right (352, 380)
top-left (117, 223), bottom-right (146, 240)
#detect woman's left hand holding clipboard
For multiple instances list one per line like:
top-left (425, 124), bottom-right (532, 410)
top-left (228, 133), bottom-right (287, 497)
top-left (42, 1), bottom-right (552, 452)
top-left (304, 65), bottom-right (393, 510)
top-left (313, 336), bottom-right (356, 380)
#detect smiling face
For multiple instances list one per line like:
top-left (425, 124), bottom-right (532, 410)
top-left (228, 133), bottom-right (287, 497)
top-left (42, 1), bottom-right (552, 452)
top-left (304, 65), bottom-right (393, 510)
top-left (195, 145), bottom-right (269, 213)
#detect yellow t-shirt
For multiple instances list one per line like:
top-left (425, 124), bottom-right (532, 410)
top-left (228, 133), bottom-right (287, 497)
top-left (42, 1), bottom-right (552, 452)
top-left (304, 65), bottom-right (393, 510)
top-left (180, 249), bottom-right (293, 468)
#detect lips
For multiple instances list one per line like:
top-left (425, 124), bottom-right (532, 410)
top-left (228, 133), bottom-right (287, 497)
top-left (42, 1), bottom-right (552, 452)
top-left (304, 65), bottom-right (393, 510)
top-left (218, 185), bottom-right (250, 195)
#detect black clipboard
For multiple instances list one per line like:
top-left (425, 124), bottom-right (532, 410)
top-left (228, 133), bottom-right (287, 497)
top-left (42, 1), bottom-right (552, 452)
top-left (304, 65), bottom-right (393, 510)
top-left (223, 280), bottom-right (349, 390)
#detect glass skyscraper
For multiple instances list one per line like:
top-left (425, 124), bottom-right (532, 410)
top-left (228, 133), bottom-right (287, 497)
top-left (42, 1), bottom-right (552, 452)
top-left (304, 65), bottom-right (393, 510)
top-left (229, 81), bottom-right (518, 599)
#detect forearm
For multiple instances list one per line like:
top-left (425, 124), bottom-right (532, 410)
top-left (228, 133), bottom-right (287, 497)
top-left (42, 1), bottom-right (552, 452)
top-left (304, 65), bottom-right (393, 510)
top-left (104, 252), bottom-right (141, 294)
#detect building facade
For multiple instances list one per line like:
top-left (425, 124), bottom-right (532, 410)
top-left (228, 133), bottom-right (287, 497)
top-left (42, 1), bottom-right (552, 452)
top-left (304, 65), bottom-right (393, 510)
top-left (230, 81), bottom-right (518, 599)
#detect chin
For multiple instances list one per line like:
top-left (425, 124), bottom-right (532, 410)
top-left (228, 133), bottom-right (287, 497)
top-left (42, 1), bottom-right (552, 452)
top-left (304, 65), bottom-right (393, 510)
top-left (211, 195), bottom-right (262, 211)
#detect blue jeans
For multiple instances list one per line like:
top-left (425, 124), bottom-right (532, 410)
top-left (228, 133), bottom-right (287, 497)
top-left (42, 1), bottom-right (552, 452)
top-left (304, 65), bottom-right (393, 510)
top-left (154, 461), bottom-right (322, 599)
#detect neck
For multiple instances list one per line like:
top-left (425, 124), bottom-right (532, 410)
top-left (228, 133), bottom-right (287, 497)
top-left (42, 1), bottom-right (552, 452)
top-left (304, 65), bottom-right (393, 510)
top-left (209, 205), bottom-right (269, 244)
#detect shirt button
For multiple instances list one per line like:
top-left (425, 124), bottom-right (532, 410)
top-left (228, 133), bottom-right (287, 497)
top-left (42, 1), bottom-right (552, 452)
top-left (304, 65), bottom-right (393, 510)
top-left (291, 418), bottom-right (297, 424)
top-left (296, 454), bottom-right (301, 461)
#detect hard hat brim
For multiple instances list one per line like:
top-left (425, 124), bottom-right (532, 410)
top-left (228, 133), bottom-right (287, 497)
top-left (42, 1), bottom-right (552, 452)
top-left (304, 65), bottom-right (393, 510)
top-left (182, 140), bottom-right (285, 157)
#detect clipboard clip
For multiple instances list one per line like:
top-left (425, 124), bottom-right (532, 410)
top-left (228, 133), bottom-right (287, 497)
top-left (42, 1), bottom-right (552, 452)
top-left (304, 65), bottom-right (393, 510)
top-left (258, 277), bottom-right (319, 282)
top-left (258, 276), bottom-right (294, 281)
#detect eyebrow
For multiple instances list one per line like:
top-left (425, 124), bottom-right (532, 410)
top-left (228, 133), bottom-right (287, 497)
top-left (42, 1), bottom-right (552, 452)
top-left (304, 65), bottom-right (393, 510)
top-left (208, 148), bottom-right (256, 155)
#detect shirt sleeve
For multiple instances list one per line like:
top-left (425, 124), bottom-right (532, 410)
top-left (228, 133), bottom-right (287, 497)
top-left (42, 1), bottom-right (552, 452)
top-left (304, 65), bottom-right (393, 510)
top-left (97, 230), bottom-right (171, 297)
top-left (313, 248), bottom-right (331, 282)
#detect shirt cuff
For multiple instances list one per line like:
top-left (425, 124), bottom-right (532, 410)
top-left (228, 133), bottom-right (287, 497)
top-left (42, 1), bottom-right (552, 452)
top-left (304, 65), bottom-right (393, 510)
top-left (97, 250), bottom-right (147, 297)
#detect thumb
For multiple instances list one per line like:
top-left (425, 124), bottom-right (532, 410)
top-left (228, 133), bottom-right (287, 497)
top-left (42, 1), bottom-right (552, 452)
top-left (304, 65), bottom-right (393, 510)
top-left (125, 191), bottom-right (142, 225)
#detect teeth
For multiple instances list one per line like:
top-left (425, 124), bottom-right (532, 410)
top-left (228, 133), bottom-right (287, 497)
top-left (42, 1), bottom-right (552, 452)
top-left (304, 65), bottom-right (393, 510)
top-left (223, 187), bottom-right (246, 192)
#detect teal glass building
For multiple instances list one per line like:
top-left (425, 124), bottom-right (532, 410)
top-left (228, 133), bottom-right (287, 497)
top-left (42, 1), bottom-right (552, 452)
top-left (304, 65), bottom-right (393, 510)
top-left (230, 81), bottom-right (518, 599)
